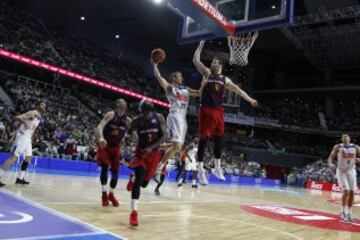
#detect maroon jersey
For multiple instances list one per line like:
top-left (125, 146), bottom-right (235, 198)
top-left (103, 112), bottom-right (127, 147)
top-left (137, 113), bottom-right (161, 149)
top-left (201, 74), bottom-right (226, 108)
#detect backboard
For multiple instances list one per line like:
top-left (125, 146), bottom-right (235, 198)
top-left (168, 0), bottom-right (294, 44)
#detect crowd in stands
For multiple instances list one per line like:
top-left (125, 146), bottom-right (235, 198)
top-left (299, 159), bottom-right (360, 185)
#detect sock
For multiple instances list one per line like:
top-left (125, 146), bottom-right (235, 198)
top-left (109, 188), bottom-right (115, 194)
top-left (344, 206), bottom-right (349, 214)
top-left (348, 207), bottom-right (352, 215)
top-left (0, 169), bottom-right (4, 178)
top-left (131, 199), bottom-right (138, 211)
top-left (342, 206), bottom-right (345, 213)
top-left (192, 179), bottom-right (196, 185)
top-left (215, 159), bottom-right (221, 168)
top-left (19, 171), bottom-right (26, 180)
top-left (199, 162), bottom-right (204, 172)
top-left (101, 185), bottom-right (107, 193)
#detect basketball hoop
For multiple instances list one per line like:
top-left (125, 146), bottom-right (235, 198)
top-left (227, 31), bottom-right (258, 66)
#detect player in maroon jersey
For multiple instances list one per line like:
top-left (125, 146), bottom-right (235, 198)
top-left (96, 98), bottom-right (131, 207)
top-left (126, 99), bottom-right (166, 226)
top-left (193, 41), bottom-right (258, 185)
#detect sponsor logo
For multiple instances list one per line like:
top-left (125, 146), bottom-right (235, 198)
top-left (241, 205), bottom-right (360, 232)
top-left (310, 181), bottom-right (323, 190)
top-left (192, 0), bottom-right (235, 32)
top-left (331, 184), bottom-right (342, 192)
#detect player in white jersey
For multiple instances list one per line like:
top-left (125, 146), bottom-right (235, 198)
top-left (328, 134), bottom-right (360, 223)
top-left (152, 62), bottom-right (201, 180)
top-left (179, 143), bottom-right (199, 188)
top-left (0, 102), bottom-right (46, 187)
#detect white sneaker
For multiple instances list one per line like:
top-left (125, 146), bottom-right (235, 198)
top-left (213, 167), bottom-right (226, 181)
top-left (340, 211), bottom-right (347, 221)
top-left (198, 170), bottom-right (208, 186)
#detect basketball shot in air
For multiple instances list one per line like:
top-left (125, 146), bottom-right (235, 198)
top-left (151, 48), bottom-right (202, 182)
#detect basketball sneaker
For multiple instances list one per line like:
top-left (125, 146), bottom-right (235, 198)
top-left (15, 178), bottom-right (30, 185)
top-left (129, 210), bottom-right (138, 226)
top-left (346, 213), bottom-right (354, 223)
top-left (198, 169), bottom-right (208, 186)
top-left (177, 183), bottom-right (183, 188)
top-left (108, 192), bottom-right (119, 207)
top-left (154, 188), bottom-right (160, 196)
top-left (213, 167), bottom-right (226, 181)
top-left (340, 211), bottom-right (347, 221)
top-left (0, 181), bottom-right (5, 187)
top-left (102, 192), bottom-right (109, 207)
top-left (192, 184), bottom-right (198, 188)
top-left (127, 173), bottom-right (134, 192)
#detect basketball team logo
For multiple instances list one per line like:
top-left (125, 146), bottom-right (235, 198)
top-left (241, 205), bottom-right (360, 232)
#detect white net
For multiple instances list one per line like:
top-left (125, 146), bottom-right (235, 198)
top-left (227, 31), bottom-right (259, 66)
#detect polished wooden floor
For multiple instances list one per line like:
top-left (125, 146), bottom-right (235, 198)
top-left (1, 171), bottom-right (360, 240)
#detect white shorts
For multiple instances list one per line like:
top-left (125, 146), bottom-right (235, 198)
top-left (336, 168), bottom-right (357, 191)
top-left (185, 158), bottom-right (197, 171)
top-left (167, 115), bottom-right (187, 144)
top-left (10, 133), bottom-right (32, 157)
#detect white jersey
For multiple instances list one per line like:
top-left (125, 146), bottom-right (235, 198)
top-left (187, 147), bottom-right (198, 161)
top-left (337, 143), bottom-right (357, 172)
top-left (166, 85), bottom-right (190, 119)
top-left (17, 110), bottom-right (42, 138)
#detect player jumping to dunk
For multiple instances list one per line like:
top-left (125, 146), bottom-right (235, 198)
top-left (193, 41), bottom-right (258, 185)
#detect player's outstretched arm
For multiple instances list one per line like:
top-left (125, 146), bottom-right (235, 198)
top-left (153, 63), bottom-right (171, 93)
top-left (225, 77), bottom-right (258, 107)
top-left (96, 111), bottom-right (115, 147)
top-left (328, 144), bottom-right (339, 168)
top-left (193, 41), bottom-right (211, 77)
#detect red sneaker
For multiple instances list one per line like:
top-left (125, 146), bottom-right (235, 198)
top-left (129, 210), bottom-right (138, 226)
top-left (102, 192), bottom-right (109, 207)
top-left (127, 173), bottom-right (134, 192)
top-left (108, 192), bottom-right (119, 207)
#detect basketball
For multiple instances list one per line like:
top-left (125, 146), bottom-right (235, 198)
top-left (151, 48), bottom-right (166, 64)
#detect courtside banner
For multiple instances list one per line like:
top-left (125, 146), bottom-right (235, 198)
top-left (306, 180), bottom-right (360, 195)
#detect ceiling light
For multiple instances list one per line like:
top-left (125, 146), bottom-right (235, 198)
top-left (115, 34), bottom-right (120, 39)
top-left (80, 16), bottom-right (85, 21)
top-left (153, 0), bottom-right (163, 4)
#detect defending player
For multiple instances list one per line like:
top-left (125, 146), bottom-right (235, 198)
top-left (328, 134), bottom-right (360, 223)
top-left (152, 62), bottom-right (200, 181)
top-left (96, 99), bottom-right (131, 207)
top-left (193, 41), bottom-right (258, 185)
top-left (126, 99), bottom-right (166, 226)
top-left (0, 101), bottom-right (46, 187)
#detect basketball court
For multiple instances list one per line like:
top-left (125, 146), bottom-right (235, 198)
top-left (1, 170), bottom-right (360, 240)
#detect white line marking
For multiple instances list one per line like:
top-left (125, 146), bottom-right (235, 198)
top-left (142, 213), bottom-right (304, 240)
top-left (4, 232), bottom-right (105, 240)
top-left (39, 200), bottom-right (229, 205)
top-left (1, 190), bottom-right (127, 240)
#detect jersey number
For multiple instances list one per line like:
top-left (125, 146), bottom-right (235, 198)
top-left (147, 134), bottom-right (152, 142)
top-left (111, 129), bottom-right (119, 136)
top-left (214, 84), bottom-right (220, 92)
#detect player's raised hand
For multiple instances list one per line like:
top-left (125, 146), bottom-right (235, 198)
top-left (199, 40), bottom-right (205, 48)
top-left (99, 138), bottom-right (107, 148)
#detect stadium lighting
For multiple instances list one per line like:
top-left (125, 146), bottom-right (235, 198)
top-left (152, 0), bottom-right (164, 4)
top-left (115, 34), bottom-right (120, 39)
top-left (80, 16), bottom-right (85, 21)
top-left (271, 5), bottom-right (276, 9)
top-left (0, 48), bottom-right (169, 108)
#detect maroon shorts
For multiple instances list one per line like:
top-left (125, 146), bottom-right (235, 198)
top-left (198, 106), bottom-right (225, 139)
top-left (128, 149), bottom-right (162, 181)
top-left (96, 145), bottom-right (121, 171)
